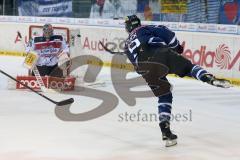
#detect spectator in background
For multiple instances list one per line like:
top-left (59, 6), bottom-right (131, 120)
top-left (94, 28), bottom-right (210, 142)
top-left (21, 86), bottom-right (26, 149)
top-left (136, 0), bottom-right (149, 20)
top-left (117, 0), bottom-right (137, 18)
top-left (90, 0), bottom-right (115, 19)
top-left (149, 0), bottom-right (161, 21)
top-left (136, 0), bottom-right (160, 21)
top-left (144, 5), bottom-right (153, 21)
top-left (90, 0), bottom-right (137, 19)
top-left (110, 0), bottom-right (125, 18)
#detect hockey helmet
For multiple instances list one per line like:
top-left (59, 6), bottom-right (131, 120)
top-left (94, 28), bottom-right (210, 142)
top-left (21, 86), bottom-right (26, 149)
top-left (43, 23), bottom-right (53, 38)
top-left (125, 15), bottom-right (141, 33)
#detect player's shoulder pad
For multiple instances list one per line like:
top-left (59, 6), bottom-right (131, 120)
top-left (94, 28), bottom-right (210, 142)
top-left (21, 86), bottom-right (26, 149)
top-left (33, 36), bottom-right (46, 43)
top-left (50, 35), bottom-right (63, 41)
top-left (156, 25), bottom-right (171, 31)
top-left (154, 25), bottom-right (165, 28)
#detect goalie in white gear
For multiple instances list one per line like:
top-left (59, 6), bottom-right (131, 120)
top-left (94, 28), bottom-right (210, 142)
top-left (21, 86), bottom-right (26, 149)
top-left (26, 23), bottom-right (70, 77)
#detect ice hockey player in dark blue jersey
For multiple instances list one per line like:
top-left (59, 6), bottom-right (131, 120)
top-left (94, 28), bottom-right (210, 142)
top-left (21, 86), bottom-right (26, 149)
top-left (124, 15), bottom-right (231, 147)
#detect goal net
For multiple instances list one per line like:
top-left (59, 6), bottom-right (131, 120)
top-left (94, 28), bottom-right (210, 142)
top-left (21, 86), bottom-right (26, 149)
top-left (29, 25), bottom-right (105, 88)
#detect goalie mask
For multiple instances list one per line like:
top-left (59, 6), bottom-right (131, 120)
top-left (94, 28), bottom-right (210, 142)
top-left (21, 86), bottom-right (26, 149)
top-left (125, 15), bottom-right (141, 33)
top-left (43, 23), bottom-right (53, 39)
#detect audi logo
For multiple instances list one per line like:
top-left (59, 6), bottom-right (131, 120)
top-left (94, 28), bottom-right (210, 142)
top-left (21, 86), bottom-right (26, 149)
top-left (50, 81), bottom-right (73, 90)
top-left (105, 37), bottom-right (126, 52)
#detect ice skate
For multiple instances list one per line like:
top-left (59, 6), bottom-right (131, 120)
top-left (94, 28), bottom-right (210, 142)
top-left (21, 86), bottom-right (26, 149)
top-left (202, 73), bottom-right (232, 88)
top-left (159, 121), bottom-right (178, 147)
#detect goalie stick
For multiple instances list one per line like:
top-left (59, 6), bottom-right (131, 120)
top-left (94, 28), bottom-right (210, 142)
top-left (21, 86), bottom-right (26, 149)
top-left (17, 31), bottom-right (49, 92)
top-left (0, 69), bottom-right (74, 106)
top-left (99, 41), bottom-right (125, 55)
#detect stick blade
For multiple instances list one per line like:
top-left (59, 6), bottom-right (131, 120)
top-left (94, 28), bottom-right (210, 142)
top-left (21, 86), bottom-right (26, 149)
top-left (56, 98), bottom-right (74, 106)
top-left (99, 41), bottom-right (125, 55)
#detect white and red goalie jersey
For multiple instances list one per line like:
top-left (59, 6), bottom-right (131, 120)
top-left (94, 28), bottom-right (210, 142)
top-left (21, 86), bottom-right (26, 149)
top-left (26, 35), bottom-right (70, 66)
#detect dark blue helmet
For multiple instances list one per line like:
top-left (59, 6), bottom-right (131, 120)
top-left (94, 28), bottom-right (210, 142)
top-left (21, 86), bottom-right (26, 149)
top-left (125, 15), bottom-right (141, 33)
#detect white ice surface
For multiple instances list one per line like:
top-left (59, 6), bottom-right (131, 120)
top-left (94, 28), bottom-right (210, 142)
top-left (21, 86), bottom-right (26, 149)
top-left (0, 56), bottom-right (28, 90)
top-left (0, 56), bottom-right (240, 160)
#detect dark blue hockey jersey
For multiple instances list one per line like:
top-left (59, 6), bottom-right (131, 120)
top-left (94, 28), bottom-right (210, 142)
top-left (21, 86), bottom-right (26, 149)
top-left (124, 25), bottom-right (182, 65)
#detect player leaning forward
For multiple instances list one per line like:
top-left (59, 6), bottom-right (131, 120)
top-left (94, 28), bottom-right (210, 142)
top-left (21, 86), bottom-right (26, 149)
top-left (124, 15), bottom-right (231, 147)
top-left (26, 23), bottom-right (70, 77)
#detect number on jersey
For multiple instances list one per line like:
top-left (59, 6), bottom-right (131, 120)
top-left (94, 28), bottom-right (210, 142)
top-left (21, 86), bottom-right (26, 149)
top-left (128, 38), bottom-right (141, 53)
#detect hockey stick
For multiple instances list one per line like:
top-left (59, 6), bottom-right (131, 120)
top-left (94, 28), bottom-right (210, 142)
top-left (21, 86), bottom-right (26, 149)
top-left (99, 41), bottom-right (125, 55)
top-left (17, 31), bottom-right (49, 92)
top-left (0, 69), bottom-right (74, 106)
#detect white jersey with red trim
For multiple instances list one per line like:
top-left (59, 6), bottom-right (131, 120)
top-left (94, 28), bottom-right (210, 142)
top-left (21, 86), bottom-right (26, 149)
top-left (26, 35), bottom-right (69, 66)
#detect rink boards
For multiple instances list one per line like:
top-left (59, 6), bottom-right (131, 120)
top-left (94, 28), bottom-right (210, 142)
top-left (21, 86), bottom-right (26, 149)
top-left (0, 16), bottom-right (240, 86)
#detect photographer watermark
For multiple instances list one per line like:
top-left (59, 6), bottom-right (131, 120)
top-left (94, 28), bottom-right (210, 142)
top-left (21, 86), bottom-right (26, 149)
top-left (55, 54), bottom-right (172, 121)
top-left (118, 109), bottom-right (193, 122)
